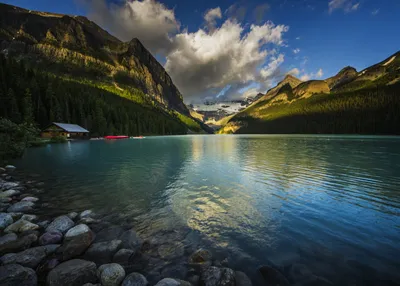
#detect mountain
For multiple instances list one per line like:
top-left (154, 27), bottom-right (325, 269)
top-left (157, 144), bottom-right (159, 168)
top-left (218, 51), bottom-right (400, 134)
top-left (0, 3), bottom-right (209, 135)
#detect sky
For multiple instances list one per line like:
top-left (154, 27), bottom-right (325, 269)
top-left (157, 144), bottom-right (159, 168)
top-left (3, 0), bottom-right (400, 103)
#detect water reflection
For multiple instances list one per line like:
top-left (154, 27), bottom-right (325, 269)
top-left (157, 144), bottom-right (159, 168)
top-left (14, 135), bottom-right (400, 285)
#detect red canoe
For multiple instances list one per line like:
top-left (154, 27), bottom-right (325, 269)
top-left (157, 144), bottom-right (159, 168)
top-left (104, 135), bottom-right (129, 140)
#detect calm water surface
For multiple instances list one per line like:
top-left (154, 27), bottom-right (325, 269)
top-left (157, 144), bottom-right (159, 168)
top-left (13, 135), bottom-right (400, 285)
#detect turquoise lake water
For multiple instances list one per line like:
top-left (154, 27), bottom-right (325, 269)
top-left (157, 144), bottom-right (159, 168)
top-left (13, 135), bottom-right (400, 284)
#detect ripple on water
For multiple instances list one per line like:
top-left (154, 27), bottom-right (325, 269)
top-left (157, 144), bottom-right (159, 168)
top-left (12, 135), bottom-right (400, 285)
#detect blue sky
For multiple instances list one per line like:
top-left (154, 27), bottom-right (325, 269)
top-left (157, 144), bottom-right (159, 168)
top-left (3, 0), bottom-right (400, 102)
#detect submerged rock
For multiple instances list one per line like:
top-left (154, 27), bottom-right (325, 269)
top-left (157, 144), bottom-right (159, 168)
top-left (95, 226), bottom-right (124, 242)
top-left (46, 215), bottom-right (75, 234)
top-left (0, 263), bottom-right (37, 286)
top-left (258, 265), bottom-right (290, 286)
top-left (47, 259), bottom-right (97, 286)
top-left (0, 212), bottom-right (13, 229)
top-left (4, 219), bottom-right (39, 233)
top-left (122, 272), bottom-right (148, 286)
top-left (161, 263), bottom-right (188, 280)
top-left (235, 271), bottom-right (252, 286)
top-left (61, 224), bottom-right (95, 260)
top-left (7, 201), bottom-right (35, 213)
top-left (189, 249), bottom-right (213, 271)
top-left (39, 231), bottom-right (63, 245)
top-left (0, 245), bottom-right (60, 268)
top-left (85, 239), bottom-right (122, 264)
top-left (98, 263), bottom-right (126, 286)
top-left (158, 242), bottom-right (185, 259)
top-left (113, 248), bottom-right (135, 264)
top-left (155, 278), bottom-right (191, 286)
top-left (120, 229), bottom-right (143, 250)
top-left (200, 267), bottom-right (235, 286)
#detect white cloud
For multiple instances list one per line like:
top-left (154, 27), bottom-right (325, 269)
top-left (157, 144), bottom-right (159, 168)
top-left (204, 7), bottom-right (222, 32)
top-left (371, 9), bottom-right (380, 16)
top-left (329, 0), bottom-right (360, 13)
top-left (86, 0), bottom-right (289, 102)
top-left (260, 54), bottom-right (285, 79)
top-left (293, 48), bottom-right (300, 54)
top-left (86, 0), bottom-right (179, 54)
top-left (350, 3), bottom-right (360, 11)
top-left (299, 68), bottom-right (324, 81)
top-left (288, 68), bottom-right (300, 76)
top-left (296, 36), bottom-right (301, 40)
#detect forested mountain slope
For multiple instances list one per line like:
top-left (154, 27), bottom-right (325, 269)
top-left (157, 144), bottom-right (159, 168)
top-left (0, 3), bottom-right (209, 135)
top-left (218, 51), bottom-right (400, 134)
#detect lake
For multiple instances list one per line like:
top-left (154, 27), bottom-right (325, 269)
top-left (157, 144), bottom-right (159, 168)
top-left (13, 135), bottom-right (400, 285)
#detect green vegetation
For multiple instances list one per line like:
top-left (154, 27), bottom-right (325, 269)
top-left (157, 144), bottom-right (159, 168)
top-left (224, 84), bottom-right (400, 134)
top-left (49, 135), bottom-right (67, 143)
top-left (0, 54), bottom-right (190, 137)
top-left (0, 118), bottom-right (38, 162)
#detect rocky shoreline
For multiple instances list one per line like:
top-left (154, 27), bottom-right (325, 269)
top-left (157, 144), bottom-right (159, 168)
top-left (0, 165), bottom-right (335, 286)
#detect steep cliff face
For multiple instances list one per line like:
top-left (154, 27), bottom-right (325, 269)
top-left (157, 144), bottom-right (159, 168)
top-left (0, 3), bottom-right (189, 116)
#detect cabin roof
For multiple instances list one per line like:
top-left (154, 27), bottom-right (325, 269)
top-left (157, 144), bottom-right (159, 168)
top-left (50, 122), bottom-right (90, 133)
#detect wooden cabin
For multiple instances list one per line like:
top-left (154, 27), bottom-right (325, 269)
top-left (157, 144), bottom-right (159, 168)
top-left (41, 122), bottom-right (90, 139)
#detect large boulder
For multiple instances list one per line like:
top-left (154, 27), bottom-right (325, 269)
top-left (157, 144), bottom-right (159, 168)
top-left (0, 212), bottom-right (13, 229)
top-left (46, 215), bottom-right (75, 234)
top-left (85, 240), bottom-right (122, 264)
top-left (0, 245), bottom-right (60, 268)
top-left (258, 266), bottom-right (290, 286)
top-left (0, 233), bottom-right (37, 256)
top-left (4, 219), bottom-right (39, 233)
top-left (122, 272), bottom-right (148, 286)
top-left (235, 272), bottom-right (252, 286)
top-left (47, 259), bottom-right (97, 286)
top-left (7, 201), bottom-right (35, 213)
top-left (98, 263), bottom-right (126, 286)
top-left (39, 231), bottom-right (63, 245)
top-left (0, 263), bottom-right (37, 286)
top-left (60, 224), bottom-right (95, 260)
top-left (200, 267), bottom-right (236, 286)
top-left (120, 229), bottom-right (143, 250)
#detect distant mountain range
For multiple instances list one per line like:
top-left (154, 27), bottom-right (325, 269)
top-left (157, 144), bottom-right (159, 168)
top-left (0, 3), bottom-right (211, 135)
top-left (218, 51), bottom-right (400, 134)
